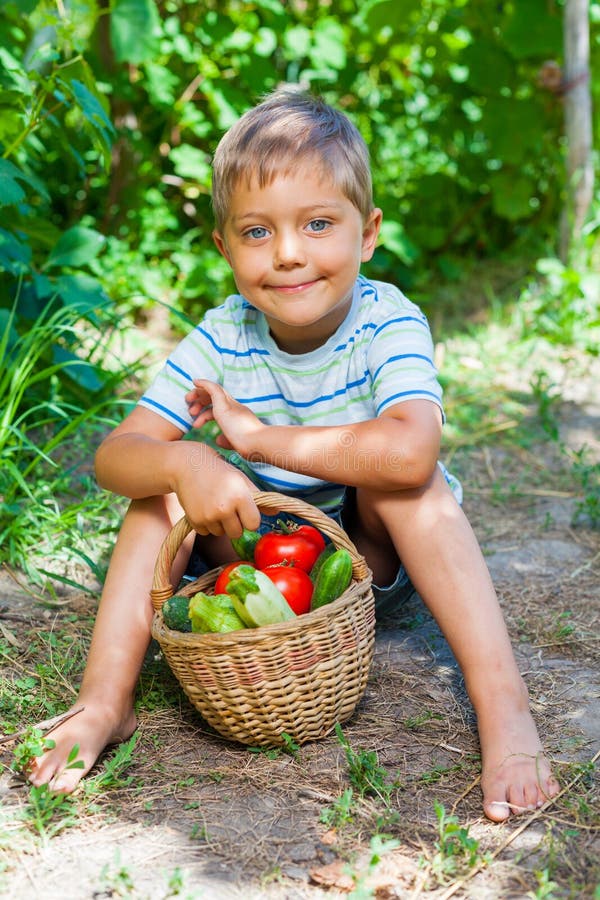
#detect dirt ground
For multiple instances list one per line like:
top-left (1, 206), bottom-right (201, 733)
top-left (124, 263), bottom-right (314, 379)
top-left (1, 387), bottom-right (599, 898)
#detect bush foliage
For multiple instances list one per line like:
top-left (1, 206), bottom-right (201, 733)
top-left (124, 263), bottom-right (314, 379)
top-left (2, 0), bottom-right (598, 330)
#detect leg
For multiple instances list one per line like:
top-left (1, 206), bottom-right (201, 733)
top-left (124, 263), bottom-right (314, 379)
top-left (27, 493), bottom-right (230, 793)
top-left (348, 468), bottom-right (560, 821)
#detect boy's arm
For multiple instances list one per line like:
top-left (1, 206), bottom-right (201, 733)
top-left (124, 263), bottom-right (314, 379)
top-left (187, 380), bottom-right (442, 491)
top-left (95, 406), bottom-right (260, 536)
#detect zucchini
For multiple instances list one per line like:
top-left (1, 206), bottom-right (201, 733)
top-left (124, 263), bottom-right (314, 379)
top-left (189, 592), bottom-right (246, 633)
top-left (226, 565), bottom-right (296, 627)
top-left (310, 548), bottom-right (353, 610)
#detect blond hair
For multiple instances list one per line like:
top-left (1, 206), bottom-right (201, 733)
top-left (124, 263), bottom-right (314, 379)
top-left (211, 87), bottom-right (373, 231)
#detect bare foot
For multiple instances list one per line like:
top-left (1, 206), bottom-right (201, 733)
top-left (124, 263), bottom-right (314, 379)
top-left (478, 703), bottom-right (560, 822)
top-left (26, 702), bottom-right (137, 794)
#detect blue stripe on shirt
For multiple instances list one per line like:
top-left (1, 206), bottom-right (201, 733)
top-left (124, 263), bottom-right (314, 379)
top-left (195, 325), bottom-right (270, 358)
top-left (140, 396), bottom-right (191, 430)
top-left (372, 353), bottom-right (436, 384)
top-left (166, 359), bottom-right (193, 382)
top-left (376, 389), bottom-right (441, 414)
top-left (237, 371), bottom-right (370, 408)
top-left (373, 315), bottom-right (428, 337)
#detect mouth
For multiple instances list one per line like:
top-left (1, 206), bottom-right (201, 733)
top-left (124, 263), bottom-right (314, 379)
top-left (266, 278), bottom-right (321, 294)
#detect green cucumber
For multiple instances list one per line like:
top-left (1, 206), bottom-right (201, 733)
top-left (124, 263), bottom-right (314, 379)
top-left (309, 542), bottom-right (337, 583)
top-left (310, 548), bottom-right (353, 610)
top-left (230, 528), bottom-right (261, 561)
top-left (162, 594), bottom-right (192, 632)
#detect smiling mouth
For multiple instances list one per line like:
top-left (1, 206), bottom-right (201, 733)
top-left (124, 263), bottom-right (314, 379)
top-left (267, 279), bottom-right (320, 293)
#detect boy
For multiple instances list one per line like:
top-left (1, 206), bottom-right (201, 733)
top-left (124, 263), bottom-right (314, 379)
top-left (28, 87), bottom-right (559, 821)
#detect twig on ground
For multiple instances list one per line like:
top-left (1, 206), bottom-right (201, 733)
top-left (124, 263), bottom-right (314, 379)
top-left (0, 705), bottom-right (85, 746)
top-left (451, 773), bottom-right (481, 816)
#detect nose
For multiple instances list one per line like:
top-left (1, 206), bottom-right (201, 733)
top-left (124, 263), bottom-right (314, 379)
top-left (273, 229), bottom-right (306, 269)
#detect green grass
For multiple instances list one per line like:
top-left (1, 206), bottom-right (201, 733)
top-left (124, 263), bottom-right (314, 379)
top-left (0, 294), bottom-right (137, 585)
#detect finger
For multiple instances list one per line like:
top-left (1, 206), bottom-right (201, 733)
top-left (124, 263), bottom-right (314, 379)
top-left (191, 412), bottom-right (213, 429)
top-left (237, 492), bottom-right (261, 532)
top-left (215, 434), bottom-right (234, 450)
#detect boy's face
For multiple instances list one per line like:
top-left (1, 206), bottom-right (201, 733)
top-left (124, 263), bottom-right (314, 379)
top-left (213, 167), bottom-right (382, 353)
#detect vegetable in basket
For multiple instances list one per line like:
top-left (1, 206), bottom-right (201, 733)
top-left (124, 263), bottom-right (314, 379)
top-left (226, 564), bottom-right (296, 627)
top-left (311, 548), bottom-right (353, 610)
top-left (230, 527), bottom-right (262, 562)
top-left (254, 529), bottom-right (321, 572)
top-left (162, 594), bottom-right (192, 632)
top-left (261, 564), bottom-right (313, 615)
top-left (189, 592), bottom-right (247, 633)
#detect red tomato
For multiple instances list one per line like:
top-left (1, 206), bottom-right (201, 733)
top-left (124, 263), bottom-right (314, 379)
top-left (262, 565), bottom-right (314, 615)
top-left (254, 532), bottom-right (321, 573)
top-left (293, 525), bottom-right (326, 554)
top-left (214, 561), bottom-right (253, 594)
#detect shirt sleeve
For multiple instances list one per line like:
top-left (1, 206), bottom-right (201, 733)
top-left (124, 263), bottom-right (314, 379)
top-left (138, 324), bottom-right (223, 432)
top-left (366, 298), bottom-right (444, 418)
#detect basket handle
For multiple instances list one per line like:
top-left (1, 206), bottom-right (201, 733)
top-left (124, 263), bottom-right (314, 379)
top-left (150, 490), bottom-right (370, 611)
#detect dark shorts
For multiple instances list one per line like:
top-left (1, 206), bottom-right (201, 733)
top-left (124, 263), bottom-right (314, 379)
top-left (183, 488), bottom-right (416, 618)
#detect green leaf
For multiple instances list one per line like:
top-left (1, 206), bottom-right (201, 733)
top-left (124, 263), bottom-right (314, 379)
top-left (503, 0), bottom-right (562, 60)
top-left (489, 171), bottom-right (535, 220)
top-left (310, 18), bottom-right (346, 71)
top-left (0, 159), bottom-right (48, 207)
top-left (110, 0), bottom-right (161, 64)
top-left (169, 144), bottom-right (211, 183)
top-left (379, 220), bottom-right (420, 265)
top-left (52, 345), bottom-right (106, 393)
top-left (362, 0), bottom-right (420, 30)
top-left (44, 226), bottom-right (106, 270)
top-left (254, 27), bottom-right (278, 58)
top-left (463, 41), bottom-right (515, 94)
top-left (0, 227), bottom-right (32, 272)
top-left (283, 25), bottom-right (311, 59)
top-left (55, 273), bottom-right (110, 313)
top-left (482, 98), bottom-right (545, 164)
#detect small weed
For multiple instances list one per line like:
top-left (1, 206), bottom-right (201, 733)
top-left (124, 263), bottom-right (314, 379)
top-left (176, 775), bottom-right (196, 788)
top-left (546, 610), bottom-right (576, 644)
top-left (23, 783), bottom-right (79, 843)
top-left (530, 370), bottom-right (560, 441)
top-left (98, 853), bottom-right (135, 896)
top-left (207, 770), bottom-right (224, 783)
top-left (527, 867), bottom-right (559, 899)
top-left (164, 866), bottom-right (186, 895)
top-left (320, 787), bottom-right (355, 828)
top-left (11, 728), bottom-right (56, 775)
top-left (418, 763), bottom-right (462, 785)
top-left (189, 822), bottom-right (210, 841)
top-left (83, 733), bottom-right (139, 795)
top-left (346, 834), bottom-right (401, 899)
top-left (248, 731), bottom-right (300, 759)
top-left (420, 801), bottom-right (488, 886)
top-left (570, 446), bottom-right (600, 528)
top-left (335, 723), bottom-right (395, 802)
top-left (404, 710), bottom-right (444, 730)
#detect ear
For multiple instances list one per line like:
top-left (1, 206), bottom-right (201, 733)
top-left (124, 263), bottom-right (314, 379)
top-left (212, 229), bottom-right (232, 265)
top-left (361, 208), bottom-right (383, 262)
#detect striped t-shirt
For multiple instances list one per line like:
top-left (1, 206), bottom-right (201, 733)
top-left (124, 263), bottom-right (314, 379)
top-left (139, 275), bottom-right (445, 512)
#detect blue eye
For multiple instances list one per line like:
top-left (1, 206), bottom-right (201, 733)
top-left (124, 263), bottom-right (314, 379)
top-left (307, 219), bottom-right (329, 233)
top-left (246, 226), bottom-right (269, 239)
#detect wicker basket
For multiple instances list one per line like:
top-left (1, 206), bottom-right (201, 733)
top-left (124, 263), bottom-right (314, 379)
top-left (150, 490), bottom-right (375, 747)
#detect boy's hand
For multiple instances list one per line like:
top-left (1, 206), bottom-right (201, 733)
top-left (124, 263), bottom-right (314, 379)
top-left (185, 379), bottom-right (263, 458)
top-left (173, 457), bottom-right (260, 538)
